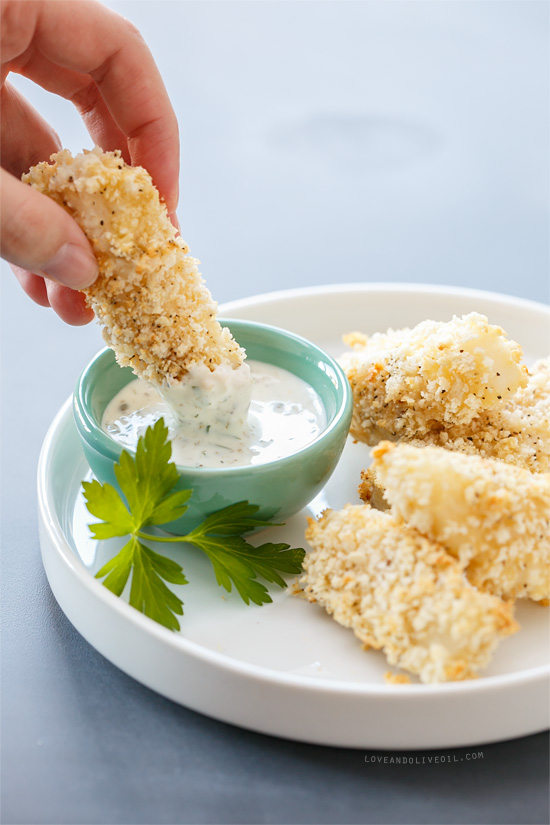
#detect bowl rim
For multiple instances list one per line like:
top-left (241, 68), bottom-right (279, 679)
top-left (73, 317), bottom-right (353, 476)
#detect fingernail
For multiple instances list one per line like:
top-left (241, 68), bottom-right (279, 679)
top-left (42, 243), bottom-right (98, 288)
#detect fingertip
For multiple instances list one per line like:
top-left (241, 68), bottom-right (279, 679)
top-left (129, 130), bottom-right (180, 214)
top-left (1, 169), bottom-right (99, 288)
top-left (45, 281), bottom-right (95, 325)
top-left (168, 212), bottom-right (180, 233)
top-left (11, 266), bottom-right (51, 307)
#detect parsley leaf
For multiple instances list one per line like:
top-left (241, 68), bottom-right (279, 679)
top-left (192, 501), bottom-right (279, 535)
top-left (83, 479), bottom-right (135, 539)
top-left (83, 419), bottom-right (190, 630)
top-left (96, 537), bottom-right (187, 631)
top-left (114, 417), bottom-right (192, 527)
top-left (186, 512), bottom-right (305, 603)
top-left (82, 420), bottom-right (305, 631)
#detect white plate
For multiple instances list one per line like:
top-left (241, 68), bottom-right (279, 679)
top-left (38, 283), bottom-right (550, 749)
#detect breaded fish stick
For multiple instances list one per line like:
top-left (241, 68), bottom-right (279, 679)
top-left (303, 505), bottom-right (518, 683)
top-left (416, 357), bottom-right (550, 473)
top-left (23, 148), bottom-right (245, 385)
top-left (372, 442), bottom-right (550, 602)
top-left (340, 313), bottom-right (527, 445)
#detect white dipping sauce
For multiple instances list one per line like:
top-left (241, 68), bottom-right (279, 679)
top-left (102, 360), bottom-right (326, 468)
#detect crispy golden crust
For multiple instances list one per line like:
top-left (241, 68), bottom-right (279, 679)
top-left (303, 505), bottom-right (518, 684)
top-left (23, 148), bottom-right (244, 384)
top-left (413, 358), bottom-right (550, 473)
top-left (384, 672), bottom-right (411, 685)
top-left (357, 466), bottom-right (390, 511)
top-left (340, 314), bottom-right (527, 446)
top-left (372, 442), bottom-right (550, 602)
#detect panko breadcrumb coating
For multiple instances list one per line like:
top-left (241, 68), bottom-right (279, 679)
top-left (372, 442), bottom-right (550, 603)
top-left (384, 672), bottom-right (411, 685)
top-left (340, 313), bottom-right (527, 446)
top-left (414, 357), bottom-right (550, 473)
top-left (303, 505), bottom-right (518, 683)
top-left (357, 466), bottom-right (390, 511)
top-left (23, 147), bottom-right (245, 385)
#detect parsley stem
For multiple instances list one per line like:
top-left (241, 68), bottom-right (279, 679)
top-left (135, 529), bottom-right (190, 543)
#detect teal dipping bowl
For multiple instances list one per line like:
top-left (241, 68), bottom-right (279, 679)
top-left (73, 319), bottom-right (352, 534)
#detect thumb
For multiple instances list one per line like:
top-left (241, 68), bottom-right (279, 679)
top-left (0, 167), bottom-right (98, 289)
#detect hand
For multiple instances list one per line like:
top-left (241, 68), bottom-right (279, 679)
top-left (1, 0), bottom-right (179, 324)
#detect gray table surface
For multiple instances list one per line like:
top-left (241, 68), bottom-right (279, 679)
top-left (1, 2), bottom-right (549, 824)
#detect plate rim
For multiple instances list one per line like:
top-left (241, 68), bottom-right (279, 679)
top-left (220, 281), bottom-right (550, 318)
top-left (38, 282), bottom-right (550, 701)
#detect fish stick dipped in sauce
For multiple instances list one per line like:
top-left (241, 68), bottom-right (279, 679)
top-left (24, 147), bottom-right (252, 438)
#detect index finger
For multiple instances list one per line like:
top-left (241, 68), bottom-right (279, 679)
top-left (6, 0), bottom-right (179, 212)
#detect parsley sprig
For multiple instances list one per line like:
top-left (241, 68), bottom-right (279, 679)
top-left (82, 419), bottom-right (305, 631)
